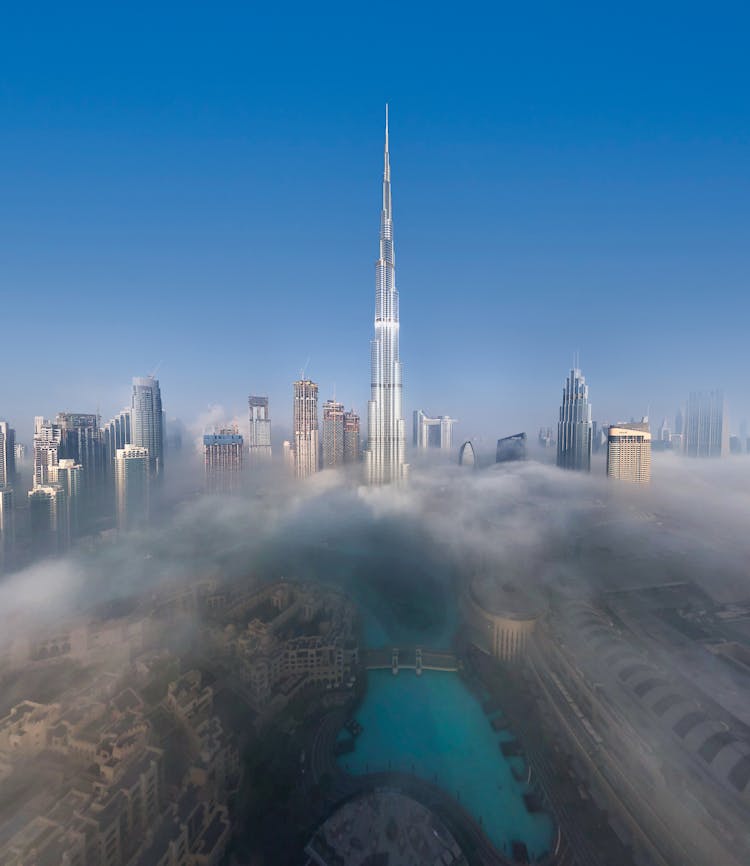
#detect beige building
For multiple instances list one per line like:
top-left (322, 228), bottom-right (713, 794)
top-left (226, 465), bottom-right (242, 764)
top-left (606, 422), bottom-right (651, 483)
top-left (293, 378), bottom-right (319, 478)
top-left (463, 574), bottom-right (540, 662)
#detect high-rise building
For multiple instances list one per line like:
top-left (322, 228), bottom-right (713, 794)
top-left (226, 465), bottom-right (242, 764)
top-left (685, 390), bottom-right (728, 458)
top-left (674, 408), bottom-right (684, 437)
top-left (607, 422), bottom-right (652, 483)
top-left (538, 427), bottom-right (554, 449)
top-left (343, 410), bottom-right (361, 464)
top-left (56, 412), bottom-right (103, 484)
top-left (556, 367), bottom-right (592, 472)
top-left (14, 442), bottom-right (26, 466)
top-left (53, 459), bottom-right (84, 537)
top-left (0, 487), bottom-right (14, 571)
top-left (204, 427), bottom-right (245, 493)
top-left (0, 421), bottom-right (17, 488)
top-left (496, 433), bottom-right (527, 463)
top-left (33, 417), bottom-right (62, 487)
top-left (413, 411), bottom-right (457, 451)
top-left (282, 440), bottom-right (294, 471)
top-left (102, 409), bottom-right (132, 464)
top-left (364, 107), bottom-right (408, 485)
top-left (658, 418), bottom-right (671, 443)
top-left (28, 484), bottom-right (69, 555)
top-left (248, 396), bottom-right (272, 461)
top-left (131, 377), bottom-right (164, 477)
top-left (293, 379), bottom-right (319, 479)
top-left (114, 445), bottom-right (150, 530)
top-left (322, 400), bottom-right (345, 468)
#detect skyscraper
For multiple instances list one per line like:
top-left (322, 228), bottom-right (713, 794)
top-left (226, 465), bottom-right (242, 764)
top-left (0, 421), bottom-right (17, 488)
top-left (204, 427), bottom-right (245, 493)
top-left (413, 410), bottom-right (457, 451)
top-left (293, 379), bottom-right (319, 479)
top-left (114, 445), bottom-right (150, 530)
top-left (557, 367), bottom-right (593, 472)
top-left (685, 390), bottom-right (728, 458)
top-left (33, 417), bottom-right (62, 487)
top-left (343, 410), bottom-right (361, 464)
top-left (28, 485), bottom-right (69, 555)
top-left (53, 459), bottom-right (84, 536)
top-left (496, 432), bottom-right (527, 463)
top-left (248, 396), bottom-right (272, 461)
top-left (131, 376), bottom-right (164, 476)
top-left (0, 487), bottom-right (14, 571)
top-left (364, 107), bottom-right (408, 485)
top-left (322, 400), bottom-right (345, 468)
top-left (56, 412), bottom-right (103, 483)
top-left (102, 409), bottom-right (132, 465)
top-left (607, 422), bottom-right (652, 483)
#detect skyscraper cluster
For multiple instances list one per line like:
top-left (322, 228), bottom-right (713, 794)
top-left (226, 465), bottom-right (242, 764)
top-left (284, 382), bottom-right (360, 478)
top-left (551, 359), bottom-right (738, 485)
top-left (5, 108), bottom-right (747, 572)
top-left (0, 375), bottom-right (167, 568)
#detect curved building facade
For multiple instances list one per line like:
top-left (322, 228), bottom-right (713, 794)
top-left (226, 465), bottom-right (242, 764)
top-left (463, 574), bottom-right (539, 661)
top-left (458, 440), bottom-right (476, 468)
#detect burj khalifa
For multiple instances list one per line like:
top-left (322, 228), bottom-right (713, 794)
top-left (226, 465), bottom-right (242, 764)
top-left (364, 106), bottom-right (408, 485)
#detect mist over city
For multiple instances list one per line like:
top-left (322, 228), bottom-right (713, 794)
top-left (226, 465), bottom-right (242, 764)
top-left (2, 4), bottom-right (750, 866)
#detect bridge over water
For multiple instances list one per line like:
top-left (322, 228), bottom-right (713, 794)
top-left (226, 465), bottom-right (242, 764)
top-left (363, 647), bottom-right (460, 675)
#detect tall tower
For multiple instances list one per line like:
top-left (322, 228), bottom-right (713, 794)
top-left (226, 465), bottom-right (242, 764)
top-left (0, 487), bottom-right (14, 572)
top-left (204, 427), bottom-right (245, 493)
top-left (102, 409), bottom-right (131, 465)
top-left (131, 376), bottom-right (164, 477)
top-left (248, 395), bottom-right (272, 461)
top-left (556, 366), bottom-right (592, 471)
top-left (322, 400), bottom-right (345, 467)
top-left (28, 485), bottom-right (69, 555)
top-left (364, 106), bottom-right (408, 485)
top-left (293, 379), bottom-right (319, 478)
top-left (33, 417), bottom-right (62, 487)
top-left (0, 421), bottom-right (16, 488)
top-left (343, 410), bottom-right (361, 464)
top-left (684, 390), bottom-right (728, 457)
top-left (114, 445), bottom-right (150, 530)
top-left (56, 413), bottom-right (103, 486)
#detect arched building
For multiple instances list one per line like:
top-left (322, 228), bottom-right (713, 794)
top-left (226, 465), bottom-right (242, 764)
top-left (457, 440), bottom-right (476, 468)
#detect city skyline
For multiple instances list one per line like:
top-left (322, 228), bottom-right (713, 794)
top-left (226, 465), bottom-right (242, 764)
top-left (3, 8), bottom-right (750, 438)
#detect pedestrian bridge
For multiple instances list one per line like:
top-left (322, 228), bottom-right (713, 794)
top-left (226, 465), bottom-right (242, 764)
top-left (363, 647), bottom-right (459, 675)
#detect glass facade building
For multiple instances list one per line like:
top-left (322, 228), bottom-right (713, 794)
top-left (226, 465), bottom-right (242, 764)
top-left (556, 367), bottom-right (592, 472)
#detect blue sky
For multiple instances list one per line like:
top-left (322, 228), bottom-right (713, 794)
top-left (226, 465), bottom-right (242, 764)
top-left (1, 3), bottom-right (749, 443)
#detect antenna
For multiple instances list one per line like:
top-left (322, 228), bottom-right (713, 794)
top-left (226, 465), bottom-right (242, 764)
top-left (150, 361), bottom-right (163, 379)
top-left (299, 356), bottom-right (310, 380)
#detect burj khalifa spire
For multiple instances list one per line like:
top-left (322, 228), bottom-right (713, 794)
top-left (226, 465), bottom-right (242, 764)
top-left (364, 105), bottom-right (408, 485)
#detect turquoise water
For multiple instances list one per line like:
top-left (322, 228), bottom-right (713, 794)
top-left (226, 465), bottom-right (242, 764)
top-left (338, 669), bottom-right (553, 860)
top-left (253, 524), bottom-right (552, 857)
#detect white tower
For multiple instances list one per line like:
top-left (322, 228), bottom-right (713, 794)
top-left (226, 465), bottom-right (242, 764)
top-left (364, 106), bottom-right (408, 485)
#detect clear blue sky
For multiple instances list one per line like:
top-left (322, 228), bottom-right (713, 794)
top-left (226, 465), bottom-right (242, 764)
top-left (2, 2), bottom-right (749, 443)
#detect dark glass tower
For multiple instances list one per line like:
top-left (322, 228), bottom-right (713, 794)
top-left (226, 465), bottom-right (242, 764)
top-left (556, 367), bottom-right (592, 471)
